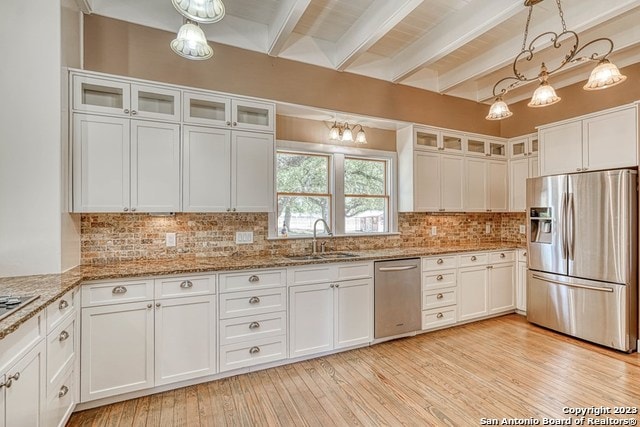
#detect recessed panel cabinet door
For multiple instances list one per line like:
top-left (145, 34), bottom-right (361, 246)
top-left (488, 160), bottom-right (508, 211)
top-left (539, 122), bottom-right (582, 175)
top-left (464, 158), bottom-right (486, 211)
top-left (73, 114), bottom-right (130, 212)
top-left (440, 154), bottom-right (464, 211)
top-left (583, 107), bottom-right (638, 171)
top-left (231, 131), bottom-right (274, 212)
top-left (289, 283), bottom-right (334, 358)
top-left (489, 263), bottom-right (515, 314)
top-left (130, 120), bottom-right (181, 212)
top-left (183, 126), bottom-right (231, 212)
top-left (458, 266), bottom-right (488, 322)
top-left (414, 152), bottom-right (440, 211)
top-left (509, 158), bottom-right (529, 212)
top-left (4, 342), bottom-right (45, 427)
top-left (334, 279), bottom-right (372, 349)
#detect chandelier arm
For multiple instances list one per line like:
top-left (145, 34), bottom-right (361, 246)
top-left (491, 76), bottom-right (523, 98)
top-left (571, 37), bottom-right (615, 62)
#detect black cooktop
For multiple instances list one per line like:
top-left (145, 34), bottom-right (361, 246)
top-left (0, 295), bottom-right (40, 322)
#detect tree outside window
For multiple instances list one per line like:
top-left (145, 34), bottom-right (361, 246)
top-left (344, 157), bottom-right (388, 233)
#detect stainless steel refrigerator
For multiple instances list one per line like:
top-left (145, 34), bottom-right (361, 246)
top-left (526, 169), bottom-right (638, 352)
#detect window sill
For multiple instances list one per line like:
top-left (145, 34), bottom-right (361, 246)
top-left (267, 232), bottom-right (401, 241)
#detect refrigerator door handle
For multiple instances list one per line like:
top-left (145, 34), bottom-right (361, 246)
top-left (531, 274), bottom-right (614, 293)
top-left (567, 193), bottom-right (575, 261)
top-left (560, 192), bottom-right (568, 260)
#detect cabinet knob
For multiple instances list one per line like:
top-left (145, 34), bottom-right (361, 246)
top-left (233, 122), bottom-right (238, 126)
top-left (485, 153), bottom-right (491, 157)
top-left (123, 207), bottom-right (129, 212)
top-left (500, 253), bottom-right (505, 258)
top-left (131, 110), bottom-right (138, 115)
top-left (436, 293), bottom-right (444, 299)
top-left (436, 258), bottom-right (444, 264)
top-left (156, 302), bottom-right (161, 308)
top-left (439, 208), bottom-right (445, 212)
top-left (131, 207), bottom-right (136, 212)
top-left (58, 299), bottom-right (69, 310)
top-left (436, 275), bottom-right (443, 281)
top-left (58, 385), bottom-right (69, 398)
top-left (226, 121), bottom-right (231, 126)
top-left (226, 208), bottom-right (231, 212)
top-left (583, 167), bottom-right (588, 171)
top-left (248, 275), bottom-right (260, 283)
top-left (523, 252), bottom-right (527, 257)
top-left (59, 330), bottom-right (70, 342)
top-left (436, 313), bottom-right (444, 319)
top-left (471, 256), bottom-right (477, 261)
top-left (232, 208), bottom-right (237, 212)
top-left (335, 284), bottom-right (340, 288)
top-left (249, 321), bottom-right (260, 330)
top-left (147, 304), bottom-right (153, 309)
top-left (249, 346), bottom-right (260, 354)
top-left (249, 296), bottom-right (260, 304)
top-left (576, 168), bottom-right (581, 171)
top-left (180, 280), bottom-right (193, 289)
top-left (330, 284), bottom-right (335, 288)
top-left (124, 109), bottom-right (130, 114)
top-left (112, 286), bottom-right (127, 294)
top-left (8, 372), bottom-right (19, 382)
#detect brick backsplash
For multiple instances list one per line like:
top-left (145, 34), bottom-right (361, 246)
top-left (80, 212), bottom-right (526, 264)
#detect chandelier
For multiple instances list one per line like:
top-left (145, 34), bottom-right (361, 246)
top-left (170, 0), bottom-right (226, 60)
top-left (329, 121), bottom-right (367, 144)
top-left (486, 0), bottom-right (627, 120)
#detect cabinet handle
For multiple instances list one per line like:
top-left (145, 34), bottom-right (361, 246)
top-left (436, 258), bottom-right (444, 264)
top-left (436, 313), bottom-right (444, 319)
top-left (112, 286), bottom-right (127, 294)
top-left (439, 208), bottom-right (445, 211)
top-left (131, 110), bottom-right (138, 115)
top-left (58, 385), bottom-right (69, 398)
top-left (470, 256), bottom-right (477, 261)
top-left (131, 207), bottom-right (137, 212)
top-left (59, 330), bottom-right (70, 342)
top-left (59, 299), bottom-right (69, 310)
top-left (248, 275), bottom-right (260, 283)
top-left (180, 280), bottom-right (193, 289)
top-left (8, 372), bottom-right (19, 382)
top-left (233, 121), bottom-right (238, 126)
top-left (123, 207), bottom-right (129, 212)
top-left (249, 321), bottom-right (260, 330)
top-left (486, 265), bottom-right (494, 269)
top-left (583, 167), bottom-right (588, 171)
top-left (485, 153), bottom-right (491, 157)
top-left (330, 284), bottom-right (335, 288)
top-left (0, 381), bottom-right (6, 389)
top-left (232, 208), bottom-right (237, 212)
top-left (124, 109), bottom-right (130, 114)
top-left (147, 304), bottom-right (153, 309)
top-left (335, 284), bottom-right (340, 288)
top-left (249, 346), bottom-right (260, 354)
top-left (156, 302), bottom-right (161, 308)
top-left (523, 252), bottom-right (527, 257)
top-left (226, 208), bottom-right (231, 212)
top-left (500, 253), bottom-right (506, 258)
top-left (436, 275), bottom-right (443, 281)
top-left (226, 121), bottom-right (231, 126)
top-left (436, 293), bottom-right (444, 299)
top-left (249, 296), bottom-right (260, 304)
top-left (576, 168), bottom-right (581, 172)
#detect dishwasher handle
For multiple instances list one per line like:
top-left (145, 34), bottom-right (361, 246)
top-left (377, 265), bottom-right (418, 272)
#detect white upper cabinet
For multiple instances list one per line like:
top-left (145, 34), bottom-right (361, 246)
top-left (183, 92), bottom-right (274, 132)
top-left (73, 75), bottom-right (181, 122)
top-left (465, 137), bottom-right (507, 159)
top-left (232, 131), bottom-right (274, 212)
top-left (509, 134), bottom-right (538, 159)
top-left (465, 159), bottom-right (507, 212)
top-left (415, 128), bottom-right (465, 154)
top-left (508, 134), bottom-right (539, 212)
top-left (539, 104), bottom-right (638, 176)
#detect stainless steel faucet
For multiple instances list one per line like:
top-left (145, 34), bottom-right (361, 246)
top-left (312, 218), bottom-right (333, 254)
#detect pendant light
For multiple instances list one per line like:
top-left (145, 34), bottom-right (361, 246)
top-left (527, 63), bottom-right (561, 107)
top-left (170, 21), bottom-right (213, 60)
top-left (171, 0), bottom-right (225, 23)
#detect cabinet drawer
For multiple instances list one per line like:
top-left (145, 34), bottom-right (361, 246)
top-left (46, 289), bottom-right (76, 333)
top-left (46, 316), bottom-right (76, 391)
top-left (489, 251), bottom-right (515, 263)
top-left (288, 265), bottom-right (334, 285)
top-left (0, 314), bottom-right (43, 373)
top-left (422, 289), bottom-right (457, 310)
top-left (82, 280), bottom-right (153, 306)
top-left (219, 270), bottom-right (285, 293)
top-left (219, 336), bottom-right (286, 373)
top-left (422, 307), bottom-right (456, 330)
top-left (422, 256), bottom-right (457, 271)
top-left (458, 253), bottom-right (488, 267)
top-left (219, 288), bottom-right (286, 319)
top-left (155, 275), bottom-right (216, 299)
top-left (517, 249), bottom-right (527, 262)
top-left (219, 311), bottom-right (286, 346)
top-left (336, 262), bottom-right (372, 281)
top-left (46, 365), bottom-right (75, 427)
top-left (422, 270), bottom-right (456, 290)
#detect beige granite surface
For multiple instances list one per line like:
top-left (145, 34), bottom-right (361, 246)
top-left (0, 242), bottom-right (524, 340)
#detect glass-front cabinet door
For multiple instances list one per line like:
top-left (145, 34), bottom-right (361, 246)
top-left (466, 138), bottom-right (486, 157)
top-left (231, 99), bottom-right (274, 132)
top-left (183, 91), bottom-right (231, 127)
top-left (131, 85), bottom-right (181, 122)
top-left (510, 138), bottom-right (528, 158)
top-left (488, 140), bottom-right (507, 159)
top-left (73, 75), bottom-right (131, 116)
top-left (529, 136), bottom-right (539, 156)
top-left (414, 128), bottom-right (439, 151)
top-left (441, 133), bottom-right (464, 154)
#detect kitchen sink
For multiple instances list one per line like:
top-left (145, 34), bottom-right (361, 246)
top-left (285, 252), bottom-right (359, 261)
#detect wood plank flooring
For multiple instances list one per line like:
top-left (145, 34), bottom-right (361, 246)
top-left (67, 314), bottom-right (640, 426)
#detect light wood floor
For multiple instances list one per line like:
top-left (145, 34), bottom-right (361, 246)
top-left (68, 314), bottom-right (640, 426)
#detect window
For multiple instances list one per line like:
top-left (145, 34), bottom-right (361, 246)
top-left (273, 142), bottom-right (396, 238)
top-left (344, 157), bottom-right (388, 233)
top-left (276, 152), bottom-right (331, 237)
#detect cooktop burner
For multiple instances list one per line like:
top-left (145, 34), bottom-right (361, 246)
top-left (0, 295), bottom-right (40, 322)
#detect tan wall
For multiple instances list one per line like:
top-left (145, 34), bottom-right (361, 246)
top-left (83, 15), bottom-right (500, 136)
top-left (276, 116), bottom-right (397, 151)
top-left (500, 62), bottom-right (640, 137)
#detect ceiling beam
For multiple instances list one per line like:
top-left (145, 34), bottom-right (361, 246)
top-left (334, 0), bottom-right (424, 71)
top-left (437, 0), bottom-right (640, 95)
top-left (391, 0), bottom-right (522, 83)
top-left (74, 0), bottom-right (92, 13)
top-left (268, 0), bottom-right (312, 56)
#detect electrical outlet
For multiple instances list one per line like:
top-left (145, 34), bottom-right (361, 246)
top-left (485, 223), bottom-right (491, 234)
top-left (235, 231), bottom-right (254, 244)
top-left (519, 225), bottom-right (526, 234)
top-left (165, 233), bottom-right (176, 247)
top-left (431, 226), bottom-right (437, 236)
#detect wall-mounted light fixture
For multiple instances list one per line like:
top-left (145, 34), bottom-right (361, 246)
top-left (329, 121), bottom-right (367, 144)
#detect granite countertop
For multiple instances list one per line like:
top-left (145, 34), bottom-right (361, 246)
top-left (0, 242), bottom-right (524, 340)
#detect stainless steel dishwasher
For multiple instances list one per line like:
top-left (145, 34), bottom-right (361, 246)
top-left (374, 258), bottom-right (421, 339)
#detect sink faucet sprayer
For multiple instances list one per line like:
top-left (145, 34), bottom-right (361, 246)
top-left (312, 219), bottom-right (333, 254)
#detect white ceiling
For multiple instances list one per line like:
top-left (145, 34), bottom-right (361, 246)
top-left (85, 0), bottom-right (640, 106)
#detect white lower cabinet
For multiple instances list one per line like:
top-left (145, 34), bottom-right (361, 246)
top-left (516, 249), bottom-right (528, 313)
top-left (45, 366), bottom-right (75, 427)
top-left (288, 267), bottom-right (373, 359)
top-left (458, 265), bottom-right (489, 322)
top-left (154, 295), bottom-right (217, 386)
top-left (489, 263), bottom-right (516, 314)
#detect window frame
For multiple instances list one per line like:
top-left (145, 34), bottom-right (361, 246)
top-left (343, 156), bottom-right (390, 234)
top-left (270, 140), bottom-right (397, 238)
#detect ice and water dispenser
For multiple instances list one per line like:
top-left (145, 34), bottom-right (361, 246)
top-left (529, 207), bottom-right (553, 244)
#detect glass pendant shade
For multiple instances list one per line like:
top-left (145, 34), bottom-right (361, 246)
top-left (528, 82), bottom-right (561, 107)
top-left (486, 97), bottom-right (513, 120)
top-left (172, 0), bottom-right (225, 23)
top-left (355, 129), bottom-right (367, 144)
top-left (583, 59), bottom-right (627, 90)
top-left (329, 123), bottom-right (340, 140)
top-left (342, 125), bottom-right (353, 142)
top-left (170, 22), bottom-right (213, 60)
